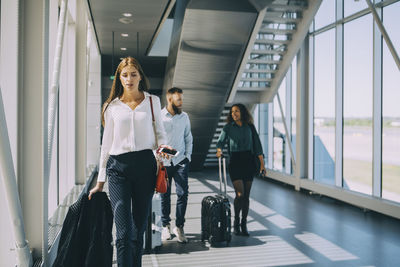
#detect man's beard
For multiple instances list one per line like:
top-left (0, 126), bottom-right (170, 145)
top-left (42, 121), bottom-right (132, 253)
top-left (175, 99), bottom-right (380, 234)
top-left (172, 103), bottom-right (182, 114)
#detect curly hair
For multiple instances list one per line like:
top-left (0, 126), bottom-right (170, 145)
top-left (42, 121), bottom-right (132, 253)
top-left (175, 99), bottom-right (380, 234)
top-left (227, 103), bottom-right (253, 125)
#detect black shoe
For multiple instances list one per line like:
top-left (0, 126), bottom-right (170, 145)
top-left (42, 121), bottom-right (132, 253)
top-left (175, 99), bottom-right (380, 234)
top-left (233, 217), bottom-right (241, 235)
top-left (241, 219), bottom-right (249, 236)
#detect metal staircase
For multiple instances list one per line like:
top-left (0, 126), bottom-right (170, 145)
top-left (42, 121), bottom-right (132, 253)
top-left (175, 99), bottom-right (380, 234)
top-left (203, 107), bottom-right (230, 167)
top-left (204, 0), bottom-right (321, 167)
top-left (229, 0), bottom-right (321, 104)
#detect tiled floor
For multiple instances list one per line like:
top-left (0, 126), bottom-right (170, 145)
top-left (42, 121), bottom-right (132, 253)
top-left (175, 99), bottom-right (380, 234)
top-left (111, 169), bottom-right (400, 267)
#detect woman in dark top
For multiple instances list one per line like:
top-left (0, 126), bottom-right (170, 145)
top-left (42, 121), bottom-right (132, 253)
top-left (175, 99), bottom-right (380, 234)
top-left (216, 103), bottom-right (265, 236)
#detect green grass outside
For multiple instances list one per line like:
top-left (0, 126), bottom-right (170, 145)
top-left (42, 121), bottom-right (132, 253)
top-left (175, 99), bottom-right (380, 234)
top-left (343, 158), bottom-right (400, 195)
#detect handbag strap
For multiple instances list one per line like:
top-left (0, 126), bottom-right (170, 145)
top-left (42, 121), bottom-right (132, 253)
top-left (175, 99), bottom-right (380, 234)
top-left (149, 96), bottom-right (159, 147)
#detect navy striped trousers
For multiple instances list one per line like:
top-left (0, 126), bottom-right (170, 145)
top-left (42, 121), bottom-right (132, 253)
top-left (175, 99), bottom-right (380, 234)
top-left (107, 149), bottom-right (157, 267)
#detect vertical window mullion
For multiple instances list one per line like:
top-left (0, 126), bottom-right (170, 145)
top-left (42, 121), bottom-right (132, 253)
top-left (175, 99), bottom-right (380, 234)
top-left (285, 66), bottom-right (292, 174)
top-left (268, 103), bottom-right (274, 169)
top-left (308, 34), bottom-right (314, 181)
top-left (335, 0), bottom-right (344, 188)
top-left (372, 2), bottom-right (383, 197)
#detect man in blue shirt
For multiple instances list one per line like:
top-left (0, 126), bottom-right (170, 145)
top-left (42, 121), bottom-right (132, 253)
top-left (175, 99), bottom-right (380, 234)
top-left (160, 87), bottom-right (193, 243)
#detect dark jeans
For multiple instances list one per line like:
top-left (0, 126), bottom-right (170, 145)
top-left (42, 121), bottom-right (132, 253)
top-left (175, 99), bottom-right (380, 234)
top-left (161, 159), bottom-right (189, 228)
top-left (107, 150), bottom-right (157, 267)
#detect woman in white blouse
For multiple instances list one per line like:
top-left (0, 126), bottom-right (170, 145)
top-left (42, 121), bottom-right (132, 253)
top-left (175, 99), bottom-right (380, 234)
top-left (88, 57), bottom-right (169, 267)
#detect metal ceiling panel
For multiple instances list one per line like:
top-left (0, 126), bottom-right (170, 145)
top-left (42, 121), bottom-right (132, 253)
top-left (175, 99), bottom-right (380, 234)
top-left (89, 0), bottom-right (170, 59)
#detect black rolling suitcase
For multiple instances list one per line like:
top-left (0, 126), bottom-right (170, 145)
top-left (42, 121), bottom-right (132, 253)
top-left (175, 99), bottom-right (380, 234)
top-left (201, 156), bottom-right (231, 246)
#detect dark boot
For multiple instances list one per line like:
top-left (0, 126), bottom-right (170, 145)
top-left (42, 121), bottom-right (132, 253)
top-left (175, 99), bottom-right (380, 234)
top-left (241, 218), bottom-right (249, 236)
top-left (233, 217), bottom-right (241, 235)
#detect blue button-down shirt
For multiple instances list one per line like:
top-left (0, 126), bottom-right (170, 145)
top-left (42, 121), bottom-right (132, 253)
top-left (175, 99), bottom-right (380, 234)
top-left (161, 107), bottom-right (193, 166)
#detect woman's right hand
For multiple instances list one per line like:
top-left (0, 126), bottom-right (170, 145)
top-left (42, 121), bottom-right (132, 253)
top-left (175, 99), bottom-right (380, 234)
top-left (88, 182), bottom-right (105, 200)
top-left (216, 148), bottom-right (222, 158)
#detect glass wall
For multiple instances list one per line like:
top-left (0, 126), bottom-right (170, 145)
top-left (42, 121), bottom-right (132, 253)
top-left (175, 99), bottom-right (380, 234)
top-left (382, 2), bottom-right (400, 202)
top-left (255, 1), bottom-right (400, 208)
top-left (254, 54), bottom-right (297, 176)
top-left (314, 0), bottom-right (335, 30)
top-left (344, 0), bottom-right (368, 17)
top-left (343, 14), bottom-right (373, 195)
top-left (313, 29), bottom-right (335, 185)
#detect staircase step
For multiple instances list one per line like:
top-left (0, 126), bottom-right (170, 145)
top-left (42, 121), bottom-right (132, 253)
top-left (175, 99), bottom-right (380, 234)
top-left (267, 4), bottom-right (307, 12)
top-left (263, 17), bottom-right (300, 24)
top-left (237, 86), bottom-right (268, 92)
top-left (254, 39), bottom-right (289, 45)
top-left (258, 28), bottom-right (295, 35)
top-left (251, 49), bottom-right (285, 56)
top-left (263, 11), bottom-right (301, 19)
top-left (243, 69), bottom-right (277, 73)
top-left (248, 59), bottom-right (281, 65)
top-left (241, 77), bottom-right (273, 82)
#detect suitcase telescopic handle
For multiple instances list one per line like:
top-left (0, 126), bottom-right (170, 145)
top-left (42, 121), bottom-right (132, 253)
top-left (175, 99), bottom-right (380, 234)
top-left (218, 156), bottom-right (228, 196)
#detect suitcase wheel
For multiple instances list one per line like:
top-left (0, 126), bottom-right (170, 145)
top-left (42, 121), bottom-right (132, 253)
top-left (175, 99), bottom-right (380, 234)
top-left (226, 233), bottom-right (232, 243)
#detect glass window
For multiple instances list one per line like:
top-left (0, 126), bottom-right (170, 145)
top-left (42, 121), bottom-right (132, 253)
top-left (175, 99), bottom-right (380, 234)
top-left (314, 0), bottom-right (336, 30)
top-left (344, 0), bottom-right (368, 17)
top-left (273, 78), bottom-right (286, 171)
top-left (343, 14), bottom-right (373, 195)
top-left (314, 29), bottom-right (336, 185)
top-left (382, 2), bottom-right (400, 203)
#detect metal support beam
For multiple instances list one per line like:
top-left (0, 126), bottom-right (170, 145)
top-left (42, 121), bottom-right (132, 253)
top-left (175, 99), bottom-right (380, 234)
top-left (295, 38), bottom-right (309, 191)
top-left (0, 0), bottom-right (33, 265)
top-left (308, 30), bottom-right (315, 181)
top-left (75, 0), bottom-right (88, 183)
top-left (277, 93), bottom-right (296, 170)
top-left (42, 0), bottom-right (50, 264)
top-left (365, 0), bottom-right (400, 70)
top-left (285, 67), bottom-right (293, 174)
top-left (18, 0), bottom-right (48, 262)
top-left (267, 104), bottom-right (274, 169)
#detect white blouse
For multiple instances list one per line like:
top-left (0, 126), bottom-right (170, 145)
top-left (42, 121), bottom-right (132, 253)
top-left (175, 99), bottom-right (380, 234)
top-left (97, 92), bottom-right (167, 182)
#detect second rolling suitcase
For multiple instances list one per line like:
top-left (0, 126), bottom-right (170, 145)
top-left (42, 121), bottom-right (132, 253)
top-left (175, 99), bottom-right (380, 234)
top-left (144, 193), bottom-right (162, 252)
top-left (201, 157), bottom-right (231, 246)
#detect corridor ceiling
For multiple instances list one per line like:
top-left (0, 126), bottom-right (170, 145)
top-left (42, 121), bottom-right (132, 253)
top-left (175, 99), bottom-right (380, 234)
top-left (88, 0), bottom-right (172, 76)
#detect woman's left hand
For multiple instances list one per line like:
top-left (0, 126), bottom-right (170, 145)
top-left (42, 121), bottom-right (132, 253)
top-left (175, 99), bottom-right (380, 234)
top-left (258, 155), bottom-right (266, 177)
top-left (260, 165), bottom-right (266, 177)
top-left (88, 182), bottom-right (104, 200)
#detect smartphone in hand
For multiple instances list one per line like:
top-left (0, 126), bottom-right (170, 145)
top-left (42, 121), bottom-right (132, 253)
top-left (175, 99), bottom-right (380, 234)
top-left (159, 147), bottom-right (179, 157)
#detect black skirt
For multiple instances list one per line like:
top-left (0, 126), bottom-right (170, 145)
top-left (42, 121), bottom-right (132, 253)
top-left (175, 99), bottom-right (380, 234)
top-left (228, 151), bottom-right (255, 182)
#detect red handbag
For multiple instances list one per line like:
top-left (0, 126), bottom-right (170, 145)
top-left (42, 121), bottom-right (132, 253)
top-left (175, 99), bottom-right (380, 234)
top-left (150, 96), bottom-right (169, 193)
top-left (155, 162), bottom-right (168, 193)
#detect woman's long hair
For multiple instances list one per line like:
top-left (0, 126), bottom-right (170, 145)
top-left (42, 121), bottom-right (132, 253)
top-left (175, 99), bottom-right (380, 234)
top-left (227, 103), bottom-right (253, 125)
top-left (101, 57), bottom-right (150, 126)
